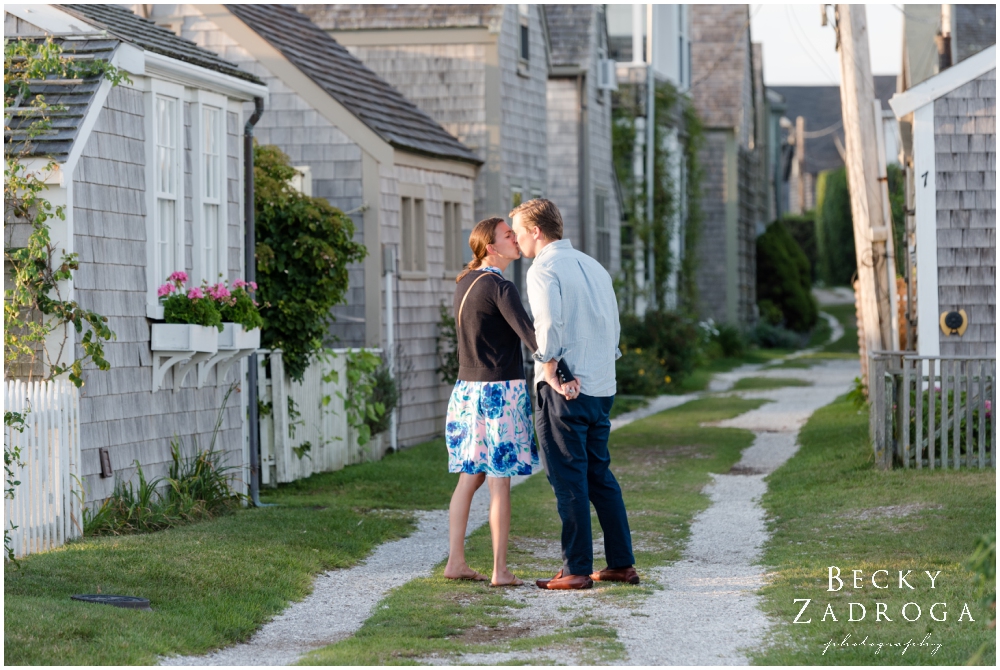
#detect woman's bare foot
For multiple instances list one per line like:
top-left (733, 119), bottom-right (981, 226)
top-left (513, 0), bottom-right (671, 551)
top-left (490, 569), bottom-right (523, 587)
top-left (444, 563), bottom-right (487, 581)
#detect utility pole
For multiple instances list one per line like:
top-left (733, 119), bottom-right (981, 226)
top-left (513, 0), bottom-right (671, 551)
top-left (834, 4), bottom-right (896, 384)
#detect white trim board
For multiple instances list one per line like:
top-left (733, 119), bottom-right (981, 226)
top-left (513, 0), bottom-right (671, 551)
top-left (889, 44), bottom-right (996, 118)
top-left (912, 103), bottom-right (939, 358)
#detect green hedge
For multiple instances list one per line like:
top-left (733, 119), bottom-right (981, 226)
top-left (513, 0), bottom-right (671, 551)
top-left (815, 167), bottom-right (856, 287)
top-left (815, 165), bottom-right (906, 287)
top-left (756, 221), bottom-right (818, 333)
top-left (779, 213), bottom-right (817, 282)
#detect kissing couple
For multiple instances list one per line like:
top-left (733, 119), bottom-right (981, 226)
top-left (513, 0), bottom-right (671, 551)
top-left (443, 198), bottom-right (638, 590)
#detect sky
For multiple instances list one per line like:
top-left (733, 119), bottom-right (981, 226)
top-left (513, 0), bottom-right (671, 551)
top-left (750, 4), bottom-right (904, 85)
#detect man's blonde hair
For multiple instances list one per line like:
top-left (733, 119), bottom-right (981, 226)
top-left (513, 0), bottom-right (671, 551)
top-left (509, 198), bottom-right (563, 241)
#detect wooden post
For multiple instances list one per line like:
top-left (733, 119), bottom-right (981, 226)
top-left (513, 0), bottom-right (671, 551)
top-left (795, 116), bottom-right (806, 214)
top-left (835, 5), bottom-right (894, 384)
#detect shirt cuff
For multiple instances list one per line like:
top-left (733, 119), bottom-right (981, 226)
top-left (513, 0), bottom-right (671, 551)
top-left (615, 346), bottom-right (622, 361)
top-left (532, 347), bottom-right (565, 363)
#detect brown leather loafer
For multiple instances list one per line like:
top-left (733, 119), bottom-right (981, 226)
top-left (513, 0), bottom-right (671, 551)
top-left (536, 569), bottom-right (594, 590)
top-left (590, 566), bottom-right (640, 584)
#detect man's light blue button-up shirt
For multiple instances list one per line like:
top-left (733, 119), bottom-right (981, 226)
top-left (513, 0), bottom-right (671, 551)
top-left (526, 239), bottom-right (621, 397)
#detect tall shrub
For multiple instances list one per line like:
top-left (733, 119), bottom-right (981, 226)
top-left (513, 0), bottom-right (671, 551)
top-left (815, 167), bottom-right (856, 286)
top-left (254, 145), bottom-right (367, 381)
top-left (756, 221), bottom-right (818, 332)
top-left (780, 213), bottom-right (818, 282)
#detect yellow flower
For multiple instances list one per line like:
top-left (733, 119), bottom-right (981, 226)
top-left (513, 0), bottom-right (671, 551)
top-left (635, 348), bottom-right (642, 354)
top-left (664, 376), bottom-right (672, 384)
top-left (659, 359), bottom-right (666, 365)
top-left (638, 369), bottom-right (645, 376)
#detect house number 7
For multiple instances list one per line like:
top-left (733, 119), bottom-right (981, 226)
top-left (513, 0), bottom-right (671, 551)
top-left (921, 171), bottom-right (929, 187)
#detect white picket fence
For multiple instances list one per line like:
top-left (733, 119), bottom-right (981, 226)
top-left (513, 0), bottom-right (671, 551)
top-left (4, 379), bottom-right (83, 559)
top-left (257, 349), bottom-right (386, 485)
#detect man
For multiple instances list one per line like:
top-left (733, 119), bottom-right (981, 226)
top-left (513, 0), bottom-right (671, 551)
top-left (509, 198), bottom-right (638, 591)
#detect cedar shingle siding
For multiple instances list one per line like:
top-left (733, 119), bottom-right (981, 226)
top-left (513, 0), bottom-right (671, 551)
top-left (933, 69), bottom-right (996, 357)
top-left (74, 87), bottom-right (245, 503)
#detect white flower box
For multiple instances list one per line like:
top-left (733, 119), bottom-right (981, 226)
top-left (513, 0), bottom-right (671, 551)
top-left (198, 324), bottom-right (262, 388)
top-left (150, 324), bottom-right (220, 392)
top-left (151, 323), bottom-right (219, 354)
top-left (218, 323), bottom-right (261, 351)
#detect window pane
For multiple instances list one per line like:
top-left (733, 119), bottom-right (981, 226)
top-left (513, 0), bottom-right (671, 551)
top-left (415, 199), bottom-right (426, 272)
top-left (520, 24), bottom-right (530, 60)
top-left (156, 95), bottom-right (177, 196)
top-left (204, 203), bottom-right (219, 281)
top-left (158, 198), bottom-right (175, 279)
top-left (203, 107), bottom-right (221, 200)
top-left (401, 197), bottom-right (412, 272)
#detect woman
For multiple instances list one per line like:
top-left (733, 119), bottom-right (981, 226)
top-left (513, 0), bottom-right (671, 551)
top-left (443, 217), bottom-right (541, 587)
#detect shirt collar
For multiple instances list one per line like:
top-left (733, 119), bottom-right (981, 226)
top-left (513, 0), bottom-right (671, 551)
top-left (535, 238), bottom-right (572, 262)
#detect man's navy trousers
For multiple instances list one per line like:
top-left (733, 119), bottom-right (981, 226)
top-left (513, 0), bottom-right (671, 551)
top-left (535, 384), bottom-right (635, 576)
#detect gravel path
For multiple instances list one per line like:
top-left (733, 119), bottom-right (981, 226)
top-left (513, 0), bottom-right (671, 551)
top-left (613, 359), bottom-right (858, 665)
top-left (161, 476), bottom-right (529, 666)
top-left (163, 317), bottom-right (858, 665)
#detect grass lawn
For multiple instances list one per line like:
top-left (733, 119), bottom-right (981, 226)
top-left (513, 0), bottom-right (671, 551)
top-left (608, 395), bottom-right (650, 419)
top-left (751, 393), bottom-right (996, 665)
top-left (680, 348), bottom-right (795, 393)
top-left (817, 303), bottom-right (858, 354)
top-left (4, 441), bottom-right (461, 665)
top-left (730, 376), bottom-right (813, 391)
top-left (301, 395), bottom-right (768, 665)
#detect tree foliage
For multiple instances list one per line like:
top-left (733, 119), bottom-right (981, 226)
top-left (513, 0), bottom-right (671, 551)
top-left (756, 221), bottom-right (818, 333)
top-left (254, 144), bottom-right (368, 381)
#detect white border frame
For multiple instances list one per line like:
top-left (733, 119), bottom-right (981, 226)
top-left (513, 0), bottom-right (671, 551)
top-left (192, 89), bottom-right (229, 287)
top-left (145, 79), bottom-right (187, 319)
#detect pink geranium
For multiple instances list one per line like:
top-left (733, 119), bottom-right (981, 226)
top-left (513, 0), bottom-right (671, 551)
top-left (207, 283), bottom-right (231, 301)
top-left (157, 283), bottom-right (175, 297)
top-left (168, 271), bottom-right (189, 283)
top-left (187, 287), bottom-right (205, 300)
top-left (249, 281), bottom-right (258, 291)
top-left (986, 400), bottom-right (992, 419)
top-left (232, 279), bottom-right (247, 289)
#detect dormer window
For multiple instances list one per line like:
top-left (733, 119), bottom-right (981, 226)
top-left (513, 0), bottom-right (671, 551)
top-left (518, 4), bottom-right (530, 73)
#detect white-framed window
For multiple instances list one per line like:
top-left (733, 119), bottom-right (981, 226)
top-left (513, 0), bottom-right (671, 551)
top-left (517, 4), bottom-right (530, 73)
top-left (443, 199), bottom-right (464, 273)
top-left (193, 91), bottom-right (227, 287)
top-left (400, 185), bottom-right (427, 275)
top-left (145, 80), bottom-right (185, 316)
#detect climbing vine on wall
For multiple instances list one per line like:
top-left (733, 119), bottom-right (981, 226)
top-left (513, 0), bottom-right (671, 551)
top-left (4, 38), bottom-right (126, 560)
top-left (612, 80), bottom-right (704, 316)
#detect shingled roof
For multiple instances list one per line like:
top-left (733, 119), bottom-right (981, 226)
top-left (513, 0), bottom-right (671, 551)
top-left (5, 36), bottom-right (118, 159)
top-left (295, 4), bottom-right (505, 32)
top-left (771, 75), bottom-right (898, 175)
top-left (58, 4), bottom-right (262, 85)
top-left (225, 4), bottom-right (481, 165)
top-left (545, 5), bottom-right (593, 69)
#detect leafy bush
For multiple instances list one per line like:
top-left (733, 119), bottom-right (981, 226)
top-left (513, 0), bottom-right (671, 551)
top-left (435, 303), bottom-right (459, 385)
top-left (620, 310), bottom-right (701, 379)
top-left (365, 363), bottom-right (398, 437)
top-left (750, 322), bottom-right (804, 349)
top-left (715, 323), bottom-right (748, 358)
top-left (758, 299), bottom-right (784, 327)
top-left (815, 168), bottom-right (856, 286)
top-left (616, 346), bottom-right (670, 396)
top-left (780, 213), bottom-right (818, 282)
top-left (158, 272), bottom-right (223, 331)
top-left (254, 145), bottom-right (368, 382)
top-left (756, 221), bottom-right (818, 332)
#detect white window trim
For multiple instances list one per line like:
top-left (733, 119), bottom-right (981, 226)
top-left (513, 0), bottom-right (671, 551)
top-left (145, 79), bottom-right (186, 319)
top-left (290, 165), bottom-right (313, 196)
top-left (913, 103), bottom-right (939, 358)
top-left (192, 89), bottom-right (228, 288)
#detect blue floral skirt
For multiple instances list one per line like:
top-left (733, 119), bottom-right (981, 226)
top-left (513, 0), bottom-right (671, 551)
top-left (446, 379), bottom-right (539, 477)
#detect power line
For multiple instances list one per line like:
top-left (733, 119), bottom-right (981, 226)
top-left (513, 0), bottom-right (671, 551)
top-left (785, 5), bottom-right (841, 84)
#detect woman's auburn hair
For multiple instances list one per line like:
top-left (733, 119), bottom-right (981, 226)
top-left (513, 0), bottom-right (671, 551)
top-left (456, 216), bottom-right (505, 283)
